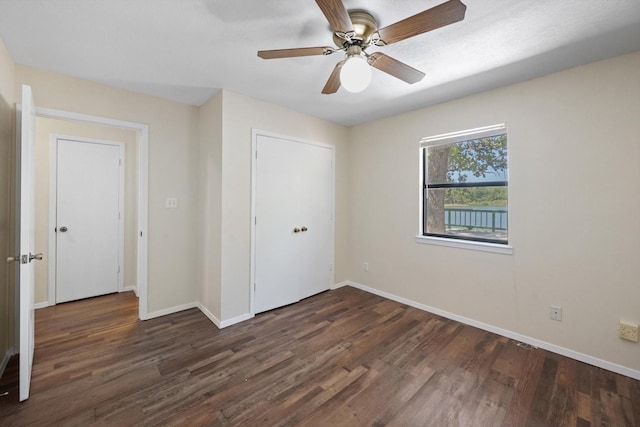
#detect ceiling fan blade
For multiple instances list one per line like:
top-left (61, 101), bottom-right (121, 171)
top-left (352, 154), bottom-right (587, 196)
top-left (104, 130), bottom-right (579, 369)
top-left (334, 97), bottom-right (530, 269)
top-left (376, 0), bottom-right (466, 45)
top-left (258, 46), bottom-right (335, 60)
top-left (368, 53), bottom-right (425, 84)
top-left (322, 60), bottom-right (345, 94)
top-left (315, 0), bottom-right (354, 33)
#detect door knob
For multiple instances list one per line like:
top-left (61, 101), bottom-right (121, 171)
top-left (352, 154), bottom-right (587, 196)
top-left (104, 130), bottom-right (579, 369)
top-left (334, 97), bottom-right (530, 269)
top-left (301, 226), bottom-right (308, 232)
top-left (59, 226), bottom-right (68, 232)
top-left (6, 255), bottom-right (19, 264)
top-left (293, 228), bottom-right (301, 233)
top-left (29, 252), bottom-right (43, 262)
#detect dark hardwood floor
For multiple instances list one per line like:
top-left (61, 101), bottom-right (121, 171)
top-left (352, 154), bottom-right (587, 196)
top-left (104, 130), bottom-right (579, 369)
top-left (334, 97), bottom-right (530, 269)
top-left (0, 287), bottom-right (638, 426)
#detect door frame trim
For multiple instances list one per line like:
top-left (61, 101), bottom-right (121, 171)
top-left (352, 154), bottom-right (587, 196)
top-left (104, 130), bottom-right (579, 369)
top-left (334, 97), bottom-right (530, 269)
top-left (48, 135), bottom-right (126, 303)
top-left (33, 107), bottom-right (149, 320)
top-left (249, 129), bottom-right (336, 317)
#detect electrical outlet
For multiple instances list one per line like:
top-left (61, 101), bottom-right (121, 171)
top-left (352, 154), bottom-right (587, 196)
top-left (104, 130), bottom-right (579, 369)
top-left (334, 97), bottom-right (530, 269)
top-left (363, 262), bottom-right (369, 272)
top-left (549, 306), bottom-right (562, 321)
top-left (619, 320), bottom-right (639, 342)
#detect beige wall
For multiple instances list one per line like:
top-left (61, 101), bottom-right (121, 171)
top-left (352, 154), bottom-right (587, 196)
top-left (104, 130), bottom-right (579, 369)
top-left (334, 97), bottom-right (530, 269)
top-left (0, 39), bottom-right (15, 366)
top-left (347, 51), bottom-right (640, 372)
top-left (216, 90), bottom-right (349, 321)
top-left (33, 118), bottom-right (138, 303)
top-left (197, 92), bottom-right (223, 319)
top-left (15, 65), bottom-right (200, 313)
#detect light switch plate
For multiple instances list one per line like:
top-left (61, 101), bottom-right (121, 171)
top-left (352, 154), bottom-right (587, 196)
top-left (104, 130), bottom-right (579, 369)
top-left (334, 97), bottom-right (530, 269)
top-left (166, 197), bottom-right (178, 209)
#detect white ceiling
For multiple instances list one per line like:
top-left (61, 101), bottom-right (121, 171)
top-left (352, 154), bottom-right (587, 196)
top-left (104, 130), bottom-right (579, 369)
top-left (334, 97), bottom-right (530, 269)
top-left (1, 0), bottom-right (639, 126)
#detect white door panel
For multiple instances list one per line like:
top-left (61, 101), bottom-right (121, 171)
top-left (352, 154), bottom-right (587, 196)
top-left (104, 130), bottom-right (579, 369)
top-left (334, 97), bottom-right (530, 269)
top-left (18, 84), bottom-right (37, 401)
top-left (298, 145), bottom-right (333, 300)
top-left (56, 139), bottom-right (120, 303)
top-left (254, 136), bottom-right (302, 313)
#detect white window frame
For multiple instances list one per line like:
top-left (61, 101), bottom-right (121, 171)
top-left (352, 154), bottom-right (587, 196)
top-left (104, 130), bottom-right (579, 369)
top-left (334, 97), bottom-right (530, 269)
top-left (416, 124), bottom-right (513, 255)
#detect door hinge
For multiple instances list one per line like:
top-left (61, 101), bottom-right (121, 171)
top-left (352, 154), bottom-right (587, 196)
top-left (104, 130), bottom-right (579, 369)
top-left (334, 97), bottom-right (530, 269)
top-left (255, 150), bottom-right (258, 159)
top-left (119, 158), bottom-right (122, 166)
top-left (254, 283), bottom-right (256, 292)
top-left (254, 216), bottom-right (257, 225)
top-left (119, 212), bottom-right (121, 220)
top-left (329, 264), bottom-right (333, 272)
top-left (118, 265), bottom-right (120, 273)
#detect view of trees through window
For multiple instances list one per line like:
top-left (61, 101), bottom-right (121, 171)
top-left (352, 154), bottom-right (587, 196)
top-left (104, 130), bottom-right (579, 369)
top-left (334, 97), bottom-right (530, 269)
top-left (425, 134), bottom-right (508, 244)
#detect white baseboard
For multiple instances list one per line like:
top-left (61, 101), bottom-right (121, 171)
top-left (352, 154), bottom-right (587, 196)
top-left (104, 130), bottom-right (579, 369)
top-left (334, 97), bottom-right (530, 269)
top-left (196, 302), bottom-right (221, 328)
top-left (220, 312), bottom-right (253, 328)
top-left (144, 302), bottom-right (253, 329)
top-left (123, 286), bottom-right (138, 297)
top-left (330, 281), bottom-right (350, 290)
top-left (0, 347), bottom-right (14, 379)
top-left (344, 281), bottom-right (640, 381)
top-left (144, 302), bottom-right (198, 320)
top-left (195, 303), bottom-right (253, 329)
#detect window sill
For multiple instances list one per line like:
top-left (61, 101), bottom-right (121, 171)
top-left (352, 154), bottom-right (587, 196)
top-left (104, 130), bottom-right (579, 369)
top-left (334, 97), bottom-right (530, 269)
top-left (415, 235), bottom-right (513, 255)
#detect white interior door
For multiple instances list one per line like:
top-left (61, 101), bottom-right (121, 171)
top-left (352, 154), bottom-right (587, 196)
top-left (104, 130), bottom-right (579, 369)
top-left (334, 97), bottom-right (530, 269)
top-left (56, 139), bottom-right (121, 303)
top-left (254, 134), bottom-right (334, 314)
top-left (17, 84), bottom-right (38, 402)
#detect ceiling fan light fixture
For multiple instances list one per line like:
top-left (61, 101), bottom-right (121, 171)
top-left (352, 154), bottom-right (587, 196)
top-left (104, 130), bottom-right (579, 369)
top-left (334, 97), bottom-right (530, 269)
top-left (340, 53), bottom-right (372, 93)
top-left (257, 0), bottom-right (467, 95)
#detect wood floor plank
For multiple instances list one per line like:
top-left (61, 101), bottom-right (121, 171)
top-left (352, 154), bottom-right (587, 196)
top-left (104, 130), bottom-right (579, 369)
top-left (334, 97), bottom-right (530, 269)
top-left (1, 287), bottom-right (639, 426)
top-left (503, 362), bottom-right (547, 427)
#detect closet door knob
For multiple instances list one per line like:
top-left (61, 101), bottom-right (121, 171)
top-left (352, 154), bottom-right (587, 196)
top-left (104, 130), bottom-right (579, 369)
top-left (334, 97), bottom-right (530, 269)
top-left (293, 228), bottom-right (301, 233)
top-left (301, 226), bottom-right (308, 232)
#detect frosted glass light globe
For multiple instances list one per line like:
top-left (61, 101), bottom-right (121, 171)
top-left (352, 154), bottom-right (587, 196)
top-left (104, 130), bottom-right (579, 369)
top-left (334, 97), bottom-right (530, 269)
top-left (340, 55), bottom-right (372, 93)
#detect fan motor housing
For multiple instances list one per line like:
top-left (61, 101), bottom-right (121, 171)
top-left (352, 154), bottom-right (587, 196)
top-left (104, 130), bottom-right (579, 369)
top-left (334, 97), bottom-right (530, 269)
top-left (332, 10), bottom-right (378, 48)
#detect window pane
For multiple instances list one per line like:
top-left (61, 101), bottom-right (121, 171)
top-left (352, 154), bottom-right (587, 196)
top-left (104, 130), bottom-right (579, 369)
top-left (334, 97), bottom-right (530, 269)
top-left (426, 187), bottom-right (508, 243)
top-left (427, 135), bottom-right (507, 185)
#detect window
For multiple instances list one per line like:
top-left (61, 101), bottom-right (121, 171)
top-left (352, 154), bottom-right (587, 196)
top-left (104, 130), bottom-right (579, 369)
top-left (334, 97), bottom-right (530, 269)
top-left (421, 124), bottom-right (508, 245)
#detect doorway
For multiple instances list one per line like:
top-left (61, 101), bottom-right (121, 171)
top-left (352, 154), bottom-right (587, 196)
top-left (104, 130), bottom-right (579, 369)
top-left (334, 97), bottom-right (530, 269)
top-left (33, 108), bottom-right (149, 320)
top-left (11, 88), bottom-right (150, 402)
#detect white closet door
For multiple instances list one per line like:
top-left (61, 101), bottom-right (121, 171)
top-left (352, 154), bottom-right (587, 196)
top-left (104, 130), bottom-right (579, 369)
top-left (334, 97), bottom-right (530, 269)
top-left (254, 134), bottom-right (334, 314)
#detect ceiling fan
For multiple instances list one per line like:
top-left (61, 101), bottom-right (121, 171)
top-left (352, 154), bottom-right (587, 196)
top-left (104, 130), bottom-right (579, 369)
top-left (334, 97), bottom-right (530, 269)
top-left (257, 0), bottom-right (467, 94)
